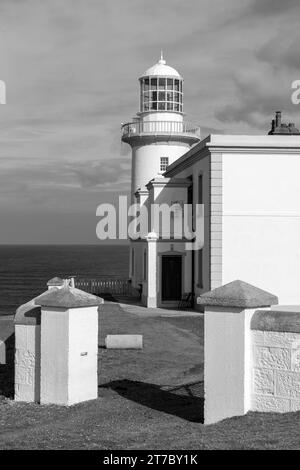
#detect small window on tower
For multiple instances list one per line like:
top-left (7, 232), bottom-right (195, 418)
top-left (160, 157), bottom-right (169, 172)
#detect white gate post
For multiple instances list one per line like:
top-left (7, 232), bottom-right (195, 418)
top-left (35, 283), bottom-right (103, 406)
top-left (198, 280), bottom-right (278, 424)
top-left (146, 231), bottom-right (158, 308)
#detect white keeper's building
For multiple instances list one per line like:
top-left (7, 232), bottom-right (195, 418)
top-left (122, 55), bottom-right (300, 309)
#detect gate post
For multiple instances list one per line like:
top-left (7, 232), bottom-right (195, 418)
top-left (35, 283), bottom-right (103, 405)
top-left (145, 231), bottom-right (158, 308)
top-left (198, 280), bottom-right (278, 424)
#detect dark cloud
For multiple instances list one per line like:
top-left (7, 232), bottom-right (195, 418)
top-left (257, 35), bottom-right (300, 71)
top-left (215, 73), bottom-right (297, 131)
top-left (249, 0), bottom-right (300, 16)
top-left (71, 160), bottom-right (129, 188)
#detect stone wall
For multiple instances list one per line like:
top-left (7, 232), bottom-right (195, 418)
top-left (251, 311), bottom-right (300, 413)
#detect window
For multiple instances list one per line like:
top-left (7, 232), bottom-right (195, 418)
top-left (140, 76), bottom-right (183, 113)
top-left (198, 249), bottom-right (203, 288)
top-left (198, 174), bottom-right (203, 287)
top-left (143, 251), bottom-right (147, 280)
top-left (158, 78), bottom-right (165, 90)
top-left (131, 249), bottom-right (135, 276)
top-left (198, 174), bottom-right (203, 204)
top-left (160, 157), bottom-right (169, 172)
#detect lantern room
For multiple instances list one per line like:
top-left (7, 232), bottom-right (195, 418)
top-left (139, 54), bottom-right (183, 114)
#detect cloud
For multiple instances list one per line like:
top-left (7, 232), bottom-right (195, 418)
top-left (0, 0), bottom-right (299, 241)
top-left (71, 159), bottom-right (130, 188)
top-left (257, 34), bottom-right (300, 71)
top-left (249, 0), bottom-right (300, 16)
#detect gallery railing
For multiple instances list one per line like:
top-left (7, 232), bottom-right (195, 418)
top-left (121, 120), bottom-right (201, 138)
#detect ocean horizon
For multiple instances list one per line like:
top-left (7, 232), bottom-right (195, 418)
top-left (0, 244), bottom-right (129, 316)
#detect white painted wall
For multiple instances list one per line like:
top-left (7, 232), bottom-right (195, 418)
top-left (204, 306), bottom-right (255, 424)
top-left (141, 112), bottom-right (183, 122)
top-left (68, 307), bottom-right (98, 405)
top-left (168, 155), bottom-right (211, 301)
top-left (15, 325), bottom-right (41, 402)
top-left (40, 308), bottom-right (69, 405)
top-left (222, 152), bottom-right (300, 304)
top-left (40, 306), bottom-right (98, 406)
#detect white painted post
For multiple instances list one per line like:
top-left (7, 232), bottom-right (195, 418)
top-left (145, 231), bottom-right (158, 308)
top-left (35, 285), bottom-right (103, 406)
top-left (197, 280), bottom-right (278, 424)
top-left (14, 300), bottom-right (41, 402)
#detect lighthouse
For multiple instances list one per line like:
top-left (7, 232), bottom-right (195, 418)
top-left (121, 54), bottom-right (201, 201)
top-left (121, 54), bottom-right (201, 295)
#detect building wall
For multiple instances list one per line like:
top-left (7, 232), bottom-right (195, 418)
top-left (222, 152), bottom-right (300, 304)
top-left (170, 154), bottom-right (211, 304)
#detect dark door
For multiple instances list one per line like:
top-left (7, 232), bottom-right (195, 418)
top-left (161, 256), bottom-right (182, 301)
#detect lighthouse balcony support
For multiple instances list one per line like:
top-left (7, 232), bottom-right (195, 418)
top-left (121, 120), bottom-right (201, 145)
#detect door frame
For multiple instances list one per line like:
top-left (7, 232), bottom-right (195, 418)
top-left (158, 251), bottom-right (186, 306)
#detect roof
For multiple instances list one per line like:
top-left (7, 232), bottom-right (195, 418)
top-left (35, 286), bottom-right (104, 309)
top-left (197, 280), bottom-right (278, 308)
top-left (140, 55), bottom-right (181, 79)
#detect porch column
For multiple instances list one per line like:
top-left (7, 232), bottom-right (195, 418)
top-left (146, 231), bottom-right (158, 308)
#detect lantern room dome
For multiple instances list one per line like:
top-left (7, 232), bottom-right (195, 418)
top-left (140, 54), bottom-right (182, 79)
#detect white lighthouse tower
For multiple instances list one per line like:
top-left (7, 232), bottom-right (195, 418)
top-left (122, 54), bottom-right (201, 200)
top-left (122, 54), bottom-right (201, 293)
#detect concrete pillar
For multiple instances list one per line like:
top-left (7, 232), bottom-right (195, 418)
top-left (197, 280), bottom-right (278, 424)
top-left (14, 300), bottom-right (41, 402)
top-left (35, 285), bottom-right (103, 406)
top-left (146, 231), bottom-right (158, 308)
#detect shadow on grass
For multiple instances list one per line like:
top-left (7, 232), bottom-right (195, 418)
top-left (101, 379), bottom-right (204, 423)
top-left (0, 333), bottom-right (15, 399)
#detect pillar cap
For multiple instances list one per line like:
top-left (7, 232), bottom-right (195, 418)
top-left (47, 277), bottom-right (64, 287)
top-left (197, 280), bottom-right (278, 308)
top-left (35, 286), bottom-right (103, 309)
top-left (146, 231), bottom-right (158, 241)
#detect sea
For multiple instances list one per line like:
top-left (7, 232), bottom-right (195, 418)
top-left (0, 245), bottom-right (129, 317)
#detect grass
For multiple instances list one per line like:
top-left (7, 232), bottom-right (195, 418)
top-left (0, 304), bottom-right (300, 449)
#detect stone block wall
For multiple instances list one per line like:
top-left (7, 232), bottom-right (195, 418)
top-left (251, 327), bottom-right (300, 413)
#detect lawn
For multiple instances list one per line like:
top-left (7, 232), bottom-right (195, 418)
top-left (0, 303), bottom-right (300, 450)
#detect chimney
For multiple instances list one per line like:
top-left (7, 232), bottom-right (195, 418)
top-left (271, 119), bottom-right (275, 132)
top-left (275, 111), bottom-right (282, 128)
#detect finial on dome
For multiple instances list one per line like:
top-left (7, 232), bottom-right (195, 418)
top-left (158, 50), bottom-right (166, 65)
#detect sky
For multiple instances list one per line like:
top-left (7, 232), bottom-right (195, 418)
top-left (0, 0), bottom-right (300, 243)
